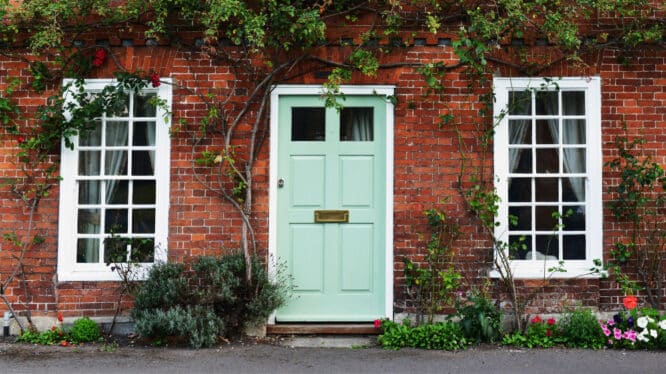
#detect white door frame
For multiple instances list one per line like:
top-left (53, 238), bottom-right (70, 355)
top-left (268, 85), bottom-right (395, 323)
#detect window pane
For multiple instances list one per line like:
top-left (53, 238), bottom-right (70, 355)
top-left (292, 107), bottom-right (325, 141)
top-left (563, 177), bottom-right (585, 202)
top-left (105, 121), bottom-right (128, 146)
top-left (133, 180), bottom-right (156, 204)
top-left (79, 120), bottom-right (101, 146)
top-left (563, 92), bottom-right (585, 115)
top-left (535, 178), bottom-right (558, 202)
top-left (509, 149), bottom-right (531, 173)
top-left (509, 235), bottom-right (531, 260)
top-left (79, 151), bottom-right (101, 175)
top-left (535, 206), bottom-right (558, 230)
top-left (509, 206), bottom-right (531, 230)
top-left (535, 235), bottom-right (558, 259)
top-left (508, 178), bottom-right (531, 202)
top-left (104, 236), bottom-right (128, 263)
top-left (563, 119), bottom-right (585, 144)
top-left (563, 235), bottom-right (586, 259)
top-left (108, 91), bottom-right (129, 117)
top-left (77, 239), bottom-right (99, 263)
top-left (132, 150), bottom-right (155, 175)
top-left (563, 149), bottom-right (585, 173)
top-left (78, 181), bottom-right (100, 204)
top-left (340, 107), bottom-right (373, 141)
top-left (509, 120), bottom-right (531, 144)
top-left (105, 151), bottom-right (128, 175)
top-left (105, 209), bottom-right (128, 233)
top-left (536, 148), bottom-right (558, 173)
top-left (536, 119), bottom-right (558, 144)
top-left (130, 238), bottom-right (155, 262)
top-left (562, 206), bottom-right (585, 231)
top-left (106, 180), bottom-right (128, 204)
top-left (508, 91), bottom-right (531, 115)
top-left (133, 121), bottom-right (156, 146)
top-left (77, 209), bottom-right (100, 234)
top-left (134, 92), bottom-right (157, 117)
top-left (133, 209), bottom-right (155, 234)
top-left (535, 91), bottom-right (558, 115)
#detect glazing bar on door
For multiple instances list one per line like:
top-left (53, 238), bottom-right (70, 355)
top-left (314, 210), bottom-right (349, 223)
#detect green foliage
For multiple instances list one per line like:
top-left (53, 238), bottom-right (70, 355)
top-left (454, 290), bottom-right (502, 343)
top-left (377, 319), bottom-right (470, 351)
top-left (556, 308), bottom-right (606, 349)
top-left (606, 134), bottom-right (666, 306)
top-left (403, 208), bottom-right (460, 324)
top-left (17, 326), bottom-right (66, 345)
top-left (69, 317), bottom-right (102, 343)
top-left (502, 316), bottom-right (559, 348)
top-left (132, 253), bottom-right (289, 348)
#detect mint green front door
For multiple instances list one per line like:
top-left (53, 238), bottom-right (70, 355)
top-left (275, 95), bottom-right (386, 322)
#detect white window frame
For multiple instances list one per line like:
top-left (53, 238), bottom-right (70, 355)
top-left (493, 77), bottom-right (602, 278)
top-left (57, 78), bottom-right (172, 281)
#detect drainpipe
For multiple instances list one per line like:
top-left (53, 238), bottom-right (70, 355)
top-left (3, 311), bottom-right (13, 337)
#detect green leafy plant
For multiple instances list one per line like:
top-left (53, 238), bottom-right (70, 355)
top-left (454, 289), bottom-right (502, 343)
top-left (69, 317), bottom-right (102, 343)
top-left (17, 326), bottom-right (67, 345)
top-left (377, 319), bottom-right (470, 351)
top-left (556, 307), bottom-right (606, 349)
top-left (132, 252), bottom-right (289, 348)
top-left (502, 315), bottom-right (559, 348)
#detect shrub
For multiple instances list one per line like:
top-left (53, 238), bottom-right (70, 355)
top-left (132, 253), bottom-right (288, 349)
top-left (454, 290), bottom-right (502, 343)
top-left (377, 319), bottom-right (470, 350)
top-left (69, 317), bottom-right (102, 343)
top-left (557, 308), bottom-right (605, 349)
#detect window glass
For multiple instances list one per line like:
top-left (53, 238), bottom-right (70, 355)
top-left (340, 107), bottom-right (374, 141)
top-left (292, 107), bottom-right (325, 141)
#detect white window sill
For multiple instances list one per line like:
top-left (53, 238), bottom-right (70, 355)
top-left (488, 261), bottom-right (603, 279)
top-left (58, 265), bottom-right (152, 282)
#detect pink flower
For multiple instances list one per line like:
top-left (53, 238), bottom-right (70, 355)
top-left (613, 328), bottom-right (622, 340)
top-left (373, 319), bottom-right (382, 329)
top-left (623, 329), bottom-right (637, 343)
top-left (547, 318), bottom-right (556, 326)
top-left (600, 324), bottom-right (611, 337)
top-left (150, 72), bottom-right (161, 87)
top-left (607, 319), bottom-right (615, 326)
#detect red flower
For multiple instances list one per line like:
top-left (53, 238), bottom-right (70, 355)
top-left (92, 49), bottom-right (107, 67)
top-left (149, 72), bottom-right (161, 87)
top-left (374, 319), bottom-right (382, 329)
top-left (57, 313), bottom-right (63, 322)
top-left (17, 136), bottom-right (24, 143)
top-left (547, 318), bottom-right (556, 326)
top-left (530, 315), bottom-right (542, 324)
top-left (60, 340), bottom-right (68, 347)
top-left (623, 295), bottom-right (638, 310)
top-left (51, 326), bottom-right (57, 331)
top-left (546, 329), bottom-right (552, 337)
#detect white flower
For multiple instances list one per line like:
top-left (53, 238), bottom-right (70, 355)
top-left (637, 331), bottom-right (650, 342)
top-left (647, 317), bottom-right (655, 323)
top-left (650, 329), bottom-right (658, 338)
top-left (659, 319), bottom-right (666, 330)
top-left (637, 317), bottom-right (649, 329)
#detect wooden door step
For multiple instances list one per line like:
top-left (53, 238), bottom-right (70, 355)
top-left (266, 323), bottom-right (379, 335)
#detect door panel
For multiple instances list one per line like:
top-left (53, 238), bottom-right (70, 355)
top-left (276, 95), bottom-right (386, 322)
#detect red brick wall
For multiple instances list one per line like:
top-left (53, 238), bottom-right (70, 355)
top-left (1, 35), bottom-right (665, 319)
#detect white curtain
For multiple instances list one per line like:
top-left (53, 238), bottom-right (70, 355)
top-left (509, 119), bottom-right (530, 172)
top-left (343, 108), bottom-right (373, 141)
top-left (145, 122), bottom-right (156, 169)
top-left (105, 122), bottom-right (128, 205)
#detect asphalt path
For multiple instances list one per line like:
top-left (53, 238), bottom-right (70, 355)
top-left (1, 341), bottom-right (664, 374)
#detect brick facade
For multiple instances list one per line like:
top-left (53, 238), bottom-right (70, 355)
top-left (1, 31), bottom-right (665, 321)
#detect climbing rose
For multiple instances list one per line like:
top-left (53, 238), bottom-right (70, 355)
top-left (17, 136), bottom-right (24, 143)
top-left (623, 295), bottom-right (637, 310)
top-left (150, 72), bottom-right (161, 87)
top-left (92, 49), bottom-right (107, 67)
top-left (374, 319), bottom-right (381, 329)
